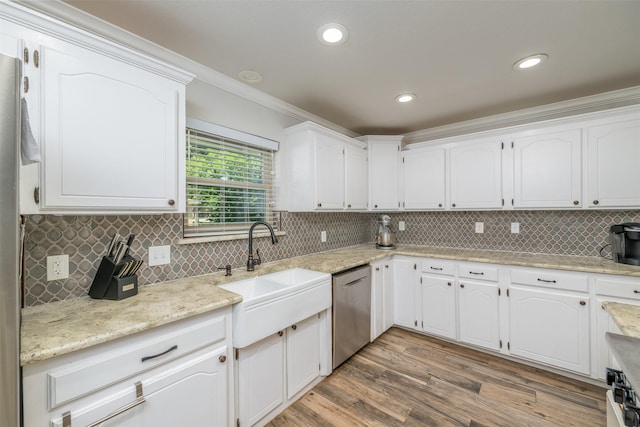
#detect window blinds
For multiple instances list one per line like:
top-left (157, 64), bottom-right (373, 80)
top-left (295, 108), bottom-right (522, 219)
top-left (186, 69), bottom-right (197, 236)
top-left (184, 128), bottom-right (276, 237)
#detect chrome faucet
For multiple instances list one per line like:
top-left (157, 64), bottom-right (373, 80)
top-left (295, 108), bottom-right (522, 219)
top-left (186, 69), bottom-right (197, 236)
top-left (247, 221), bottom-right (278, 271)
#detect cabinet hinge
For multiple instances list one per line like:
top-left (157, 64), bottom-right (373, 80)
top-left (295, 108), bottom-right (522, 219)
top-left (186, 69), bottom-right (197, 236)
top-left (62, 411), bottom-right (71, 427)
top-left (499, 340), bottom-right (502, 349)
top-left (511, 199), bottom-right (514, 206)
top-left (343, 148), bottom-right (345, 155)
top-left (237, 418), bottom-right (240, 427)
top-left (501, 198), bottom-right (504, 206)
top-left (501, 142), bottom-right (504, 150)
top-left (414, 263), bottom-right (417, 270)
top-left (33, 187), bottom-right (40, 204)
top-left (414, 320), bottom-right (418, 327)
top-left (23, 47), bottom-right (29, 64)
top-left (235, 348), bottom-right (239, 360)
top-left (421, 321), bottom-right (424, 328)
top-left (507, 342), bottom-right (511, 350)
top-left (420, 277), bottom-right (423, 284)
top-left (498, 288), bottom-right (501, 296)
top-left (398, 202), bottom-right (400, 208)
top-left (507, 288), bottom-right (510, 297)
top-left (511, 141), bottom-right (514, 149)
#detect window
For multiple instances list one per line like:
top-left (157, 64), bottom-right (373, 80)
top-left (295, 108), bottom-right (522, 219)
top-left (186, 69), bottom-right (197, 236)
top-left (184, 119), bottom-right (278, 237)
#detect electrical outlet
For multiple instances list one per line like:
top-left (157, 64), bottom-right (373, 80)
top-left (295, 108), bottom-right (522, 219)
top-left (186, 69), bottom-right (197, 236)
top-left (149, 245), bottom-right (171, 266)
top-left (320, 231), bottom-right (327, 243)
top-left (398, 221), bottom-right (406, 231)
top-left (475, 222), bottom-right (484, 233)
top-left (47, 255), bottom-right (69, 281)
top-left (511, 222), bottom-right (520, 234)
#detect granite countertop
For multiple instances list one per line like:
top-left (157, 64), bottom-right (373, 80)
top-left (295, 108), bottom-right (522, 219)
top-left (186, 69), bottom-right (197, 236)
top-left (21, 243), bottom-right (640, 366)
top-left (606, 333), bottom-right (640, 395)
top-left (602, 302), bottom-right (640, 339)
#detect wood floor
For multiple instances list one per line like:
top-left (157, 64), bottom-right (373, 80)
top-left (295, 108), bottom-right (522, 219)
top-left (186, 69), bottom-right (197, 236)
top-left (267, 328), bottom-right (607, 427)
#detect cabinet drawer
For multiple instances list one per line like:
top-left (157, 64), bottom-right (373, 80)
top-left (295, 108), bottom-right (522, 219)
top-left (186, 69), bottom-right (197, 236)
top-left (421, 259), bottom-right (455, 275)
top-left (47, 312), bottom-right (227, 409)
top-left (595, 277), bottom-right (640, 300)
top-left (458, 263), bottom-right (499, 282)
top-left (510, 268), bottom-right (588, 292)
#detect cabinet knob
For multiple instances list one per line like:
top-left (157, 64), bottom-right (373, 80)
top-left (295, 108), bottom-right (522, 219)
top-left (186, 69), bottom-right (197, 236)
top-left (347, 204), bottom-right (352, 208)
top-left (219, 355), bottom-right (227, 363)
top-left (593, 200), bottom-right (599, 205)
top-left (317, 203), bottom-right (322, 207)
top-left (448, 282), bottom-right (452, 286)
top-left (278, 331), bottom-right (284, 337)
top-left (385, 264), bottom-right (389, 269)
top-left (579, 300), bottom-right (586, 306)
top-left (168, 199), bottom-right (175, 206)
top-left (292, 324), bottom-right (297, 330)
top-left (374, 204), bottom-right (378, 208)
top-left (452, 203), bottom-right (456, 208)
top-left (573, 200), bottom-right (579, 205)
top-left (438, 203), bottom-right (442, 208)
top-left (460, 284), bottom-right (465, 288)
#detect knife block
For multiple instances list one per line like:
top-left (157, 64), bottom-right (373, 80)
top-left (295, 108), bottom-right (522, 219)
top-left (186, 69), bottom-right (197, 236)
top-left (88, 256), bottom-right (138, 300)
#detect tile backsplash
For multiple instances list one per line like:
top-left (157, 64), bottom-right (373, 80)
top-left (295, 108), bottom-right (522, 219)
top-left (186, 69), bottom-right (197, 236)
top-left (23, 209), bottom-right (639, 307)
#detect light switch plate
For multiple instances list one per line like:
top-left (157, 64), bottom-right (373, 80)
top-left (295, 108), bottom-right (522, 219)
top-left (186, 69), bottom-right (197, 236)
top-left (475, 222), bottom-right (484, 233)
top-left (149, 245), bottom-right (171, 266)
top-left (47, 255), bottom-right (69, 281)
top-left (398, 221), bottom-right (406, 231)
top-left (320, 231), bottom-right (327, 242)
top-left (511, 222), bottom-right (520, 234)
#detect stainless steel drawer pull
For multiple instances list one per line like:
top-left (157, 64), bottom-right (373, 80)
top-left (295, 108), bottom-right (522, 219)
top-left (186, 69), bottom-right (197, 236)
top-left (634, 290), bottom-right (640, 294)
top-left (430, 267), bottom-right (443, 271)
top-left (86, 381), bottom-right (146, 427)
top-left (141, 344), bottom-right (178, 362)
top-left (469, 271), bottom-right (484, 275)
top-left (537, 278), bottom-right (557, 283)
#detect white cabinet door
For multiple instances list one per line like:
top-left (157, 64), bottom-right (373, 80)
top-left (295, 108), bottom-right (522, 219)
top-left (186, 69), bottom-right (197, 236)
top-left (314, 134), bottom-right (345, 210)
top-left (344, 143), bottom-right (368, 210)
top-left (371, 260), bottom-right (394, 341)
top-left (393, 258), bottom-right (419, 329)
top-left (369, 141), bottom-right (400, 210)
top-left (238, 332), bottom-right (285, 427)
top-left (458, 280), bottom-right (500, 351)
top-left (513, 129), bottom-right (582, 208)
top-left (50, 347), bottom-right (229, 427)
top-left (402, 147), bottom-right (446, 210)
top-left (508, 286), bottom-right (590, 375)
top-left (587, 116), bottom-right (640, 207)
top-left (421, 275), bottom-right (456, 340)
top-left (286, 315), bottom-right (320, 399)
top-left (40, 40), bottom-right (183, 212)
top-left (449, 139), bottom-right (503, 209)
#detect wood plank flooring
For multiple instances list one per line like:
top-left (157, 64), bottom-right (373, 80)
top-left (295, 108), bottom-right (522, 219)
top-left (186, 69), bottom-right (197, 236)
top-left (267, 328), bottom-right (607, 427)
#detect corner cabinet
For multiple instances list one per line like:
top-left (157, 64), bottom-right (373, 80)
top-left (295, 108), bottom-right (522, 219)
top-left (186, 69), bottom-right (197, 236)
top-left (401, 147), bottom-right (446, 210)
top-left (371, 259), bottom-right (394, 341)
top-left (1, 2), bottom-right (194, 214)
top-left (23, 309), bottom-right (233, 427)
top-left (358, 135), bottom-right (403, 211)
top-left (285, 122), bottom-right (367, 211)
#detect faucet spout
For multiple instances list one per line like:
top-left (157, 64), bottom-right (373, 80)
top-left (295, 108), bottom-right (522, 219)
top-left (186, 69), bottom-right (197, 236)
top-left (247, 221), bottom-right (278, 271)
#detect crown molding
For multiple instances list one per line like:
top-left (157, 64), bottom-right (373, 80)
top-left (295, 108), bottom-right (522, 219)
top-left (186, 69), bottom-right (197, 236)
top-left (403, 85), bottom-right (640, 144)
top-left (14, 0), bottom-right (359, 138)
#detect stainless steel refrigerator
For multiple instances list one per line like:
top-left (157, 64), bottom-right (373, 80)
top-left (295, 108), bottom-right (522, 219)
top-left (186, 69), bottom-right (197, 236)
top-left (0, 52), bottom-right (22, 427)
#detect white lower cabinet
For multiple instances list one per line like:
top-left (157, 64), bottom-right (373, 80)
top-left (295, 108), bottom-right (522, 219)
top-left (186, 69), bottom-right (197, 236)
top-left (458, 280), bottom-right (501, 351)
top-left (508, 285), bottom-right (590, 375)
top-left (371, 259), bottom-right (394, 341)
top-left (393, 257), bottom-right (420, 330)
top-left (419, 259), bottom-right (457, 340)
top-left (236, 313), bottom-right (324, 427)
top-left (23, 309), bottom-right (232, 427)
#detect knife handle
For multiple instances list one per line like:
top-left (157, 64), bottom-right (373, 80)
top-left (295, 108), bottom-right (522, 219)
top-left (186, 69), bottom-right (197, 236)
top-left (124, 234), bottom-right (135, 257)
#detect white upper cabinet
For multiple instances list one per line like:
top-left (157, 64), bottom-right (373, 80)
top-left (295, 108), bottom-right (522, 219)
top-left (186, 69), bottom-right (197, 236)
top-left (360, 136), bottom-right (402, 211)
top-left (449, 138), bottom-right (503, 209)
top-left (286, 121), bottom-right (366, 211)
top-left (344, 142), bottom-right (368, 210)
top-left (39, 39), bottom-right (188, 212)
top-left (2, 4), bottom-right (193, 214)
top-left (512, 128), bottom-right (582, 208)
top-left (402, 147), bottom-right (446, 210)
top-left (586, 112), bottom-right (640, 208)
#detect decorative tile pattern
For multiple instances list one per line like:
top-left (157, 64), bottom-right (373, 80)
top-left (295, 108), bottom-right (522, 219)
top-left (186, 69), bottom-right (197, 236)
top-left (23, 212), bottom-right (371, 306)
top-left (23, 209), bottom-right (639, 307)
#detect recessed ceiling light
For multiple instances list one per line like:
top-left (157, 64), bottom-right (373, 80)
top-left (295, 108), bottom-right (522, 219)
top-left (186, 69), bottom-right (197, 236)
top-left (238, 70), bottom-right (263, 84)
top-left (395, 93), bottom-right (416, 103)
top-left (317, 23), bottom-right (348, 45)
top-left (513, 54), bottom-right (548, 70)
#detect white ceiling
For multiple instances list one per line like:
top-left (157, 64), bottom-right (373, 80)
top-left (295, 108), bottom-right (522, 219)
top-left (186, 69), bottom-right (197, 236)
top-left (63, 0), bottom-right (640, 135)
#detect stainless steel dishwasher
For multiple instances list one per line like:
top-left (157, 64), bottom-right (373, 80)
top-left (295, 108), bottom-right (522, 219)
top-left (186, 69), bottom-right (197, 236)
top-left (332, 264), bottom-right (371, 369)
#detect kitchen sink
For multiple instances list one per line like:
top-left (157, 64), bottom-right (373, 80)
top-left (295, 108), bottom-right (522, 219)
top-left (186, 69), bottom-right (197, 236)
top-left (219, 268), bottom-right (331, 348)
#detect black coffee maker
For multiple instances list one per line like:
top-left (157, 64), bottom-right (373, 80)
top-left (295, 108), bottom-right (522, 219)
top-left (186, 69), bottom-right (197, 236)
top-left (610, 223), bottom-right (640, 266)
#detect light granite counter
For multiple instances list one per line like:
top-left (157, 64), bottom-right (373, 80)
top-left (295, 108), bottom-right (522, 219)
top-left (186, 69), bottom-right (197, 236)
top-left (22, 243), bottom-right (640, 366)
top-left (603, 302), bottom-right (640, 339)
